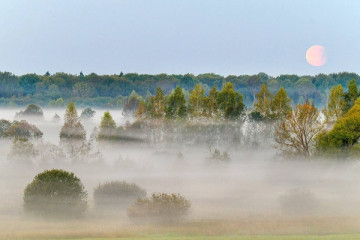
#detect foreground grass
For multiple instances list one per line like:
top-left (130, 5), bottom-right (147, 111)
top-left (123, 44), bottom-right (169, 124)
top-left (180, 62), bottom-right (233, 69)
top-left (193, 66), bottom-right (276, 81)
top-left (3, 216), bottom-right (360, 240)
top-left (53, 235), bottom-right (360, 240)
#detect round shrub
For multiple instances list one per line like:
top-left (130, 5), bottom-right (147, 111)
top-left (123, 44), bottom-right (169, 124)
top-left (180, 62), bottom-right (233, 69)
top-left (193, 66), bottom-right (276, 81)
top-left (94, 181), bottom-right (146, 209)
top-left (23, 169), bottom-right (88, 219)
top-left (6, 120), bottom-right (43, 139)
top-left (16, 104), bottom-right (44, 118)
top-left (127, 193), bottom-right (191, 224)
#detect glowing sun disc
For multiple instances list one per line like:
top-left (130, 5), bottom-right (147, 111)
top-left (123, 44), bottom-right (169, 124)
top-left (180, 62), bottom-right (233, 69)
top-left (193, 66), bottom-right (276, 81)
top-left (306, 45), bottom-right (327, 66)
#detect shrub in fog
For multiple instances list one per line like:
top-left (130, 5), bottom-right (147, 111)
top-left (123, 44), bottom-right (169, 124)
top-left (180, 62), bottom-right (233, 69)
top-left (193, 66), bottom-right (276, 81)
top-left (52, 113), bottom-right (61, 122)
top-left (60, 102), bottom-right (86, 139)
top-left (127, 193), bottom-right (191, 224)
top-left (0, 119), bottom-right (11, 137)
top-left (5, 120), bottom-right (43, 139)
top-left (279, 188), bottom-right (319, 215)
top-left (15, 104), bottom-right (44, 119)
top-left (7, 137), bottom-right (38, 162)
top-left (80, 107), bottom-right (96, 121)
top-left (23, 169), bottom-right (87, 219)
top-left (94, 181), bottom-right (146, 209)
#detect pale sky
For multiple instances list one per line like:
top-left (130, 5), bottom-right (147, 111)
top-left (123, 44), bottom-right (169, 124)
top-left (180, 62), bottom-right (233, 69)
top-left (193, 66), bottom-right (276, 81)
top-left (0, 0), bottom-right (359, 76)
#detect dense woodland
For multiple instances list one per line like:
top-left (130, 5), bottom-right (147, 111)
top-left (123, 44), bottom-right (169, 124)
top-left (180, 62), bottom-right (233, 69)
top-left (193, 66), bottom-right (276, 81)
top-left (0, 71), bottom-right (360, 107)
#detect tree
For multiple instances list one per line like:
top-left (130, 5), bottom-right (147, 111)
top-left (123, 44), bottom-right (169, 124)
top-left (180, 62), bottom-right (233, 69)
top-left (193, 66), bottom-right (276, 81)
top-left (323, 84), bottom-right (346, 122)
top-left (123, 90), bottom-right (143, 116)
top-left (271, 87), bottom-right (291, 120)
top-left (315, 98), bottom-right (360, 158)
top-left (6, 120), bottom-right (43, 139)
top-left (127, 193), bottom-right (191, 223)
top-left (275, 100), bottom-right (323, 157)
top-left (98, 111), bottom-right (117, 140)
top-left (149, 87), bottom-right (166, 119)
top-left (165, 86), bottom-right (187, 119)
top-left (94, 181), bottom-right (146, 209)
top-left (136, 100), bottom-right (147, 119)
top-left (217, 82), bottom-right (244, 120)
top-left (189, 84), bottom-right (205, 118)
top-left (0, 119), bottom-right (11, 137)
top-left (80, 108), bottom-right (96, 121)
top-left (23, 169), bottom-right (87, 218)
top-left (60, 102), bottom-right (86, 139)
top-left (254, 84), bottom-right (273, 119)
top-left (343, 78), bottom-right (359, 113)
top-left (203, 86), bottom-right (219, 118)
top-left (15, 104), bottom-right (44, 119)
top-left (246, 75), bottom-right (262, 103)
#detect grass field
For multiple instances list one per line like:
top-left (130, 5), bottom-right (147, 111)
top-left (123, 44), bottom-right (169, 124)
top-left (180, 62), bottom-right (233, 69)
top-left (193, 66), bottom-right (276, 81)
top-left (40, 235), bottom-right (360, 240)
top-left (3, 216), bottom-right (360, 240)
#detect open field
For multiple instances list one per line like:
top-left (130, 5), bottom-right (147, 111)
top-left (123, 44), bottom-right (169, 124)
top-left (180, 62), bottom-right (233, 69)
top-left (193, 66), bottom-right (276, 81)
top-left (2, 216), bottom-right (360, 240)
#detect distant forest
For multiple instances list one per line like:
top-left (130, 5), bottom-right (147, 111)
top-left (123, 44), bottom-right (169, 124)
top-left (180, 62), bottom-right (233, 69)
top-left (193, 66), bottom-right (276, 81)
top-left (0, 71), bottom-right (359, 108)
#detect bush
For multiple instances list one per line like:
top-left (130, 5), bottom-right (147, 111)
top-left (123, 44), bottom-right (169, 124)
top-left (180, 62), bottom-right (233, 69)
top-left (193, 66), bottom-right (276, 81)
top-left (0, 119), bottom-right (11, 137)
top-left (127, 193), bottom-right (191, 224)
top-left (94, 181), bottom-right (146, 209)
top-left (6, 120), bottom-right (43, 139)
top-left (278, 188), bottom-right (319, 215)
top-left (23, 169), bottom-right (88, 219)
top-left (15, 104), bottom-right (44, 118)
top-left (80, 108), bottom-right (96, 121)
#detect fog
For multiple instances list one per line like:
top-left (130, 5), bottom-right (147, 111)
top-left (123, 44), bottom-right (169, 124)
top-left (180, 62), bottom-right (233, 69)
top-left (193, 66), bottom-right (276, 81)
top-left (1, 108), bottom-right (360, 238)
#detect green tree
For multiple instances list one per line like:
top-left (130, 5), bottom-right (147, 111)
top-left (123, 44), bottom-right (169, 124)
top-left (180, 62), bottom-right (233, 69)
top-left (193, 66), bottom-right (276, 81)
top-left (98, 111), bottom-right (117, 140)
top-left (323, 84), bottom-right (346, 122)
top-left (217, 82), bottom-right (245, 120)
top-left (271, 87), bottom-right (291, 120)
top-left (316, 98), bottom-right (360, 158)
top-left (165, 86), bottom-right (187, 119)
top-left (60, 102), bottom-right (86, 139)
top-left (203, 86), bottom-right (219, 118)
top-left (343, 78), bottom-right (359, 113)
top-left (189, 84), bottom-right (205, 118)
top-left (23, 169), bottom-right (87, 219)
top-left (254, 84), bottom-right (273, 119)
top-left (149, 87), bottom-right (166, 119)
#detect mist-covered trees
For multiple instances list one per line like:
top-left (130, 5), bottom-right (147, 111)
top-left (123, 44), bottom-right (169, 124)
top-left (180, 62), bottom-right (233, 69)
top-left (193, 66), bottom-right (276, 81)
top-left (149, 87), bottom-right (166, 119)
top-left (5, 120), bottom-right (43, 139)
top-left (94, 181), bottom-right (146, 209)
top-left (15, 104), bottom-right (44, 119)
top-left (189, 84), bottom-right (205, 118)
top-left (275, 101), bottom-right (323, 157)
top-left (60, 102), bottom-right (86, 139)
top-left (80, 107), bottom-right (96, 121)
top-left (98, 111), bottom-right (117, 140)
top-left (23, 169), bottom-right (87, 219)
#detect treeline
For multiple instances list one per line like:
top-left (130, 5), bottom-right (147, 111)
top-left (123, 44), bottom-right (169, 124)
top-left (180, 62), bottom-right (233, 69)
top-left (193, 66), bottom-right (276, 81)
top-left (0, 71), bottom-right (359, 107)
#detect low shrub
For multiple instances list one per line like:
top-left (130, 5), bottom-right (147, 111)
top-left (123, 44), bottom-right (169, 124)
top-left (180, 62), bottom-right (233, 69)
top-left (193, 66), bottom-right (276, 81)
top-left (127, 193), bottom-right (191, 224)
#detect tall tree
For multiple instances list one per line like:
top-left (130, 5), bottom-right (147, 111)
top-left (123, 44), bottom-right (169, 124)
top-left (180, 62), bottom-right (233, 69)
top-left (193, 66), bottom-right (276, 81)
top-left (217, 82), bottom-right (245, 120)
top-left (275, 100), bottom-right (323, 158)
top-left (343, 78), bottom-right (359, 112)
top-left (165, 86), bottom-right (187, 119)
top-left (271, 87), bottom-right (291, 120)
top-left (323, 84), bottom-right (345, 122)
top-left (98, 111), bottom-right (117, 140)
top-left (189, 84), bottom-right (205, 118)
top-left (60, 102), bottom-right (86, 139)
top-left (254, 84), bottom-right (273, 119)
top-left (203, 86), bottom-right (219, 118)
top-left (149, 87), bottom-right (166, 119)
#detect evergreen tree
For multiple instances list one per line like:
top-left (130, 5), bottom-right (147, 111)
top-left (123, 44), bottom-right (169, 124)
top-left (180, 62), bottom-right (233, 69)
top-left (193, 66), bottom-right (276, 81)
top-left (165, 86), bottom-right (187, 119)
top-left (217, 82), bottom-right (245, 120)
top-left (343, 79), bottom-right (359, 112)
top-left (203, 86), bottom-right (219, 118)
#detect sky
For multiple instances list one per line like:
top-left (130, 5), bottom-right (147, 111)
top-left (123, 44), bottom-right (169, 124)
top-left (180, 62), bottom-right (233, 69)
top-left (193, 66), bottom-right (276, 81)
top-left (0, 0), bottom-right (359, 77)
